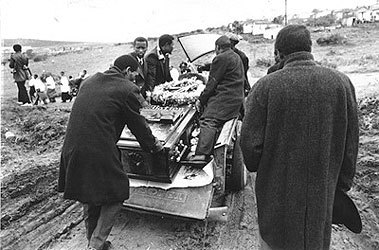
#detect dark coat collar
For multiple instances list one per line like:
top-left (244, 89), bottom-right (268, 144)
top-left (106, 66), bottom-right (124, 75)
top-left (283, 51), bottom-right (316, 68)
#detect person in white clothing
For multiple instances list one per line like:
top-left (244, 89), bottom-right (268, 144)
top-left (34, 74), bottom-right (48, 105)
top-left (59, 71), bottom-right (72, 102)
top-left (28, 74), bottom-right (38, 103)
top-left (45, 73), bottom-right (56, 103)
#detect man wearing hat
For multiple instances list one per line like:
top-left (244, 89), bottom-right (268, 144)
top-left (191, 35), bottom-right (244, 165)
top-left (58, 55), bottom-right (163, 250)
top-left (226, 33), bottom-right (251, 96)
top-left (240, 25), bottom-right (359, 249)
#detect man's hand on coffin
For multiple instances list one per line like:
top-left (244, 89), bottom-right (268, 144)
top-left (195, 99), bottom-right (203, 114)
top-left (151, 138), bottom-right (164, 154)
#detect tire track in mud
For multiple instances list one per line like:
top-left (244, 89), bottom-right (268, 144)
top-left (0, 162), bottom-right (83, 250)
top-left (216, 173), bottom-right (259, 250)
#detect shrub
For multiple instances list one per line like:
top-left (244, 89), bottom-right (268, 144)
top-left (316, 34), bottom-right (347, 46)
top-left (316, 59), bottom-right (337, 69)
top-left (33, 54), bottom-right (49, 62)
top-left (255, 57), bottom-right (274, 67)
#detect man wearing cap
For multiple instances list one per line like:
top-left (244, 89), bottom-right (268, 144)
top-left (191, 35), bottom-right (244, 165)
top-left (241, 25), bottom-right (359, 249)
top-left (227, 33), bottom-right (251, 96)
top-left (144, 34), bottom-right (174, 100)
top-left (58, 55), bottom-right (163, 250)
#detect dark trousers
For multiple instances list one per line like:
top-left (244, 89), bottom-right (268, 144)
top-left (16, 81), bottom-right (30, 104)
top-left (61, 92), bottom-right (72, 102)
top-left (195, 117), bottom-right (226, 156)
top-left (29, 86), bottom-right (36, 103)
top-left (82, 202), bottom-right (121, 250)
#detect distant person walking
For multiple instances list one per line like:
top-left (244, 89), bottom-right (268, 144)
top-left (9, 44), bottom-right (32, 106)
top-left (240, 25), bottom-right (359, 250)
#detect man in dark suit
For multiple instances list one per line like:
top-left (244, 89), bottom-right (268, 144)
top-left (58, 55), bottom-right (163, 250)
top-left (191, 35), bottom-right (244, 165)
top-left (144, 34), bottom-right (174, 99)
top-left (129, 37), bottom-right (149, 97)
top-left (241, 25), bottom-right (359, 250)
top-left (226, 33), bottom-right (251, 96)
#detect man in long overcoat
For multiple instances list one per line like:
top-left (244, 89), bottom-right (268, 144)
top-left (9, 44), bottom-right (31, 105)
top-left (191, 35), bottom-right (244, 165)
top-left (58, 55), bottom-right (163, 250)
top-left (240, 25), bottom-right (359, 249)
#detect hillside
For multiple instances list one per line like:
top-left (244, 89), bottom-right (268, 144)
top-left (2, 38), bottom-right (100, 48)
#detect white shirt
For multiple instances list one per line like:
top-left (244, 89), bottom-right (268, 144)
top-left (34, 79), bottom-right (46, 92)
top-left (29, 78), bottom-right (38, 87)
top-left (60, 76), bottom-right (70, 92)
top-left (46, 76), bottom-right (55, 89)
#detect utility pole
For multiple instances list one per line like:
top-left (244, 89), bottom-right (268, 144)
top-left (285, 0), bottom-right (288, 25)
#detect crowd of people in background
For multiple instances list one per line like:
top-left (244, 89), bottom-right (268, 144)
top-left (9, 44), bottom-right (90, 107)
top-left (26, 70), bottom-right (88, 106)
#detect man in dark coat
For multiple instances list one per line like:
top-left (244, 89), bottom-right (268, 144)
top-left (58, 55), bottom-right (163, 250)
top-left (9, 44), bottom-right (32, 106)
top-left (129, 36), bottom-right (149, 97)
top-left (240, 25), bottom-right (359, 250)
top-left (267, 49), bottom-right (285, 74)
top-left (191, 35), bottom-right (244, 165)
top-left (144, 34), bottom-right (174, 99)
top-left (227, 33), bottom-right (251, 96)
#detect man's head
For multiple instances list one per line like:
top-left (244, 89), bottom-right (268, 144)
top-left (275, 25), bottom-right (312, 59)
top-left (215, 35), bottom-right (231, 55)
top-left (133, 37), bottom-right (148, 59)
top-left (33, 74), bottom-right (38, 79)
top-left (225, 32), bottom-right (241, 47)
top-left (113, 54), bottom-right (141, 82)
top-left (158, 34), bottom-right (174, 54)
top-left (60, 71), bottom-right (65, 76)
top-left (13, 44), bottom-right (22, 52)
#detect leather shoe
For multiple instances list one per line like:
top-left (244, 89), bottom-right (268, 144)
top-left (182, 154), bottom-right (212, 169)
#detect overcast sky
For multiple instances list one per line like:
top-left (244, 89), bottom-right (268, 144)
top-left (0, 0), bottom-right (376, 43)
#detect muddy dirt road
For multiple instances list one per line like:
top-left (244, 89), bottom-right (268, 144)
top-left (1, 90), bottom-right (378, 250)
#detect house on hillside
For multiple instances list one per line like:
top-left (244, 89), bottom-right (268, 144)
top-left (263, 25), bottom-right (284, 39)
top-left (310, 10), bottom-right (332, 19)
top-left (341, 16), bottom-right (356, 26)
top-left (371, 7), bottom-right (379, 22)
top-left (242, 21), bottom-right (254, 34)
top-left (333, 10), bottom-right (345, 20)
top-left (355, 7), bottom-right (371, 23)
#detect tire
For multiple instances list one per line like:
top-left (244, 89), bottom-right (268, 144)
top-left (226, 122), bottom-right (247, 191)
